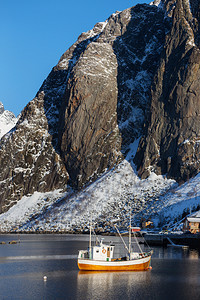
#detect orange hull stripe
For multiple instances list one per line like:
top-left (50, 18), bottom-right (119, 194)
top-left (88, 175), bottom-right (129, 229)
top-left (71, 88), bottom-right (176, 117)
top-left (78, 260), bottom-right (150, 271)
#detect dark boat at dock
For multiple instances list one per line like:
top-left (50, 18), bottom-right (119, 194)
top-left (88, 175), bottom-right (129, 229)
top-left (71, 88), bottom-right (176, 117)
top-left (142, 232), bottom-right (200, 249)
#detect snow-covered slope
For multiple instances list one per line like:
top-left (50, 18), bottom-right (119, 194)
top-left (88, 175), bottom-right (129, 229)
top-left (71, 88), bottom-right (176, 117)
top-left (0, 102), bottom-right (17, 139)
top-left (0, 142), bottom-right (199, 233)
top-left (151, 173), bottom-right (200, 227)
top-left (0, 162), bottom-right (174, 232)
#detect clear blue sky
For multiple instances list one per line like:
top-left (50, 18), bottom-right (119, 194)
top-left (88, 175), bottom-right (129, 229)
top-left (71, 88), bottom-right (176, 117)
top-left (1, 0), bottom-right (147, 116)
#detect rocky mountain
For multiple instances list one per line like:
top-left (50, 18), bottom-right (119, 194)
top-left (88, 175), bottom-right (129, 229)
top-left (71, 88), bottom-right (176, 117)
top-left (0, 102), bottom-right (17, 139)
top-left (0, 0), bottom-right (200, 222)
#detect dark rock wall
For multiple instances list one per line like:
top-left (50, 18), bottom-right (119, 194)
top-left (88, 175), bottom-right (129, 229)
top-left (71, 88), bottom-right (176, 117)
top-left (135, 0), bottom-right (200, 182)
top-left (60, 4), bottom-right (167, 187)
top-left (61, 42), bottom-right (121, 187)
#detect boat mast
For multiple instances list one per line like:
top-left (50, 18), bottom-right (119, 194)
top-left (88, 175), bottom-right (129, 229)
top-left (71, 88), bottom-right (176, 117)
top-left (129, 205), bottom-right (131, 255)
top-left (89, 222), bottom-right (92, 259)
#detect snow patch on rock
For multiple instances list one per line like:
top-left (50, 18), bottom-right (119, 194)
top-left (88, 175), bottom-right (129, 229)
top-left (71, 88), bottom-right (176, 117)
top-left (0, 102), bottom-right (18, 139)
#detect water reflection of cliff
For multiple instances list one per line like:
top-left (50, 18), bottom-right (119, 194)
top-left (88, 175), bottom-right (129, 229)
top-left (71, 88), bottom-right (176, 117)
top-left (76, 270), bottom-right (151, 299)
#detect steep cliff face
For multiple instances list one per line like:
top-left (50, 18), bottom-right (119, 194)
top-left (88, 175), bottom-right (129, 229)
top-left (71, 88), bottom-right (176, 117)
top-left (135, 0), bottom-right (200, 182)
top-left (58, 4), bottom-right (168, 187)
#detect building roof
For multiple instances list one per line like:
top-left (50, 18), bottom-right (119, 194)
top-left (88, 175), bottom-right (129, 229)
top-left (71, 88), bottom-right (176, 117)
top-left (187, 217), bottom-right (200, 223)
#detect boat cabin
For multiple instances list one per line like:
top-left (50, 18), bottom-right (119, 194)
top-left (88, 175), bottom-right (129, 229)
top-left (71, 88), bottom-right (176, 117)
top-left (78, 240), bottom-right (115, 261)
top-left (92, 243), bottom-right (115, 261)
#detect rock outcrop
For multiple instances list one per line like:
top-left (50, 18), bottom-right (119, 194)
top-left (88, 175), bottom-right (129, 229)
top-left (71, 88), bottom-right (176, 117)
top-left (0, 95), bottom-right (69, 213)
top-left (135, 0), bottom-right (200, 182)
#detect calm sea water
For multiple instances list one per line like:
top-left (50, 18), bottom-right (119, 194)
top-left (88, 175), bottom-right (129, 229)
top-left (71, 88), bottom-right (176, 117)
top-left (0, 234), bottom-right (200, 300)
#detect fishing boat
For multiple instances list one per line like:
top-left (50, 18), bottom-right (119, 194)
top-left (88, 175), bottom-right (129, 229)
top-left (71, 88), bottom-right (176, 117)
top-left (78, 220), bottom-right (153, 271)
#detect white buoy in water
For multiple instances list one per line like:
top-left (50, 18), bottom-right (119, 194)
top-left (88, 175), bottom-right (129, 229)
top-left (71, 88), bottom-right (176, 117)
top-left (43, 276), bottom-right (47, 281)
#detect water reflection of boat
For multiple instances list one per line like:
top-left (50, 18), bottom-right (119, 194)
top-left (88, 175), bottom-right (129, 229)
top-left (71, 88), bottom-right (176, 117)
top-left (77, 269), bottom-right (151, 300)
top-left (77, 221), bottom-right (153, 271)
